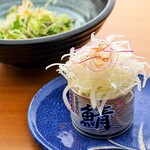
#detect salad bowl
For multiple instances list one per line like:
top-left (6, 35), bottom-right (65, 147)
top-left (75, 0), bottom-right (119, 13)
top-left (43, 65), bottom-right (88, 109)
top-left (0, 0), bottom-right (115, 68)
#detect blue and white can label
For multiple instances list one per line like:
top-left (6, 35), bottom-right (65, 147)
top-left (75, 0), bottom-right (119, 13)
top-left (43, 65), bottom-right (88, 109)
top-left (69, 89), bottom-right (134, 139)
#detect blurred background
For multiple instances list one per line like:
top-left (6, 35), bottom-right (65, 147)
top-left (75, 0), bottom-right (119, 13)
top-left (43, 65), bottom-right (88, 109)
top-left (0, 0), bottom-right (150, 150)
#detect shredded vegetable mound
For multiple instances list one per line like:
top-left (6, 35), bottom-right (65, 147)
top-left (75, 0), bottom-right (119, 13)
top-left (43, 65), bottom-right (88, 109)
top-left (0, 0), bottom-right (74, 39)
top-left (46, 34), bottom-right (150, 114)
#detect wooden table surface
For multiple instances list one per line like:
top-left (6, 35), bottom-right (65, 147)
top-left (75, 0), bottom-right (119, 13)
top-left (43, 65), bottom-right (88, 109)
top-left (0, 0), bottom-right (150, 150)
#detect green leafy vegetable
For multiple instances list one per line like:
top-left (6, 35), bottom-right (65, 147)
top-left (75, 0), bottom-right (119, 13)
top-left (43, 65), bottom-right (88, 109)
top-left (0, 0), bottom-right (74, 39)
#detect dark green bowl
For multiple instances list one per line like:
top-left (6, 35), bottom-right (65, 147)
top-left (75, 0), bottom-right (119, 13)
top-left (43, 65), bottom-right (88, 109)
top-left (0, 0), bottom-right (115, 68)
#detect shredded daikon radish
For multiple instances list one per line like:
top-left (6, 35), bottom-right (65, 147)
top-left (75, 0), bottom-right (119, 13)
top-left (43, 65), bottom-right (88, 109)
top-left (46, 34), bottom-right (150, 114)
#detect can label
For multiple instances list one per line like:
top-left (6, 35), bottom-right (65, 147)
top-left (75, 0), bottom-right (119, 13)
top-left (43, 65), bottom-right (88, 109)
top-left (80, 104), bottom-right (115, 130)
top-left (69, 89), bottom-right (134, 138)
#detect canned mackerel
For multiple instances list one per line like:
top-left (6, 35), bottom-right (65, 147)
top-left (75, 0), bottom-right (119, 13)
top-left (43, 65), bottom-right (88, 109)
top-left (52, 35), bottom-right (145, 139)
top-left (69, 89), bottom-right (134, 139)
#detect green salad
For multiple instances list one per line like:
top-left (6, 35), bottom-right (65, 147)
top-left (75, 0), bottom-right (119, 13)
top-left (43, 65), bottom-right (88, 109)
top-left (0, 0), bottom-right (74, 39)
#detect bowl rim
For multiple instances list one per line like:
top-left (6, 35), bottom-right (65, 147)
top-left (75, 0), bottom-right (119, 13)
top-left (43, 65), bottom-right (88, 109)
top-left (0, 0), bottom-right (115, 45)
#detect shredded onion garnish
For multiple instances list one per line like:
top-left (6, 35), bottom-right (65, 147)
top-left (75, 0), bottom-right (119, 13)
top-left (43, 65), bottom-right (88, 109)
top-left (46, 34), bottom-right (150, 114)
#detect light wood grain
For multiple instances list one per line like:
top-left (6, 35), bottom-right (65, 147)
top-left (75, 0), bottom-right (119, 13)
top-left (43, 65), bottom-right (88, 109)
top-left (0, 0), bottom-right (150, 149)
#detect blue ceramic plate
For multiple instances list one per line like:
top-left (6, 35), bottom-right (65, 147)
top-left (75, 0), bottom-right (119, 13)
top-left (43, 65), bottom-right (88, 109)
top-left (28, 75), bottom-right (150, 150)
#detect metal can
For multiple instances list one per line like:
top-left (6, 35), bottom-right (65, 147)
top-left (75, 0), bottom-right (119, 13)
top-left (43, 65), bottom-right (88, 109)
top-left (64, 89), bottom-right (134, 139)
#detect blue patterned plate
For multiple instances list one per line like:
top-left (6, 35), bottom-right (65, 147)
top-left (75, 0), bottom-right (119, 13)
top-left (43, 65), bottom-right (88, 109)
top-left (28, 75), bottom-right (150, 150)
